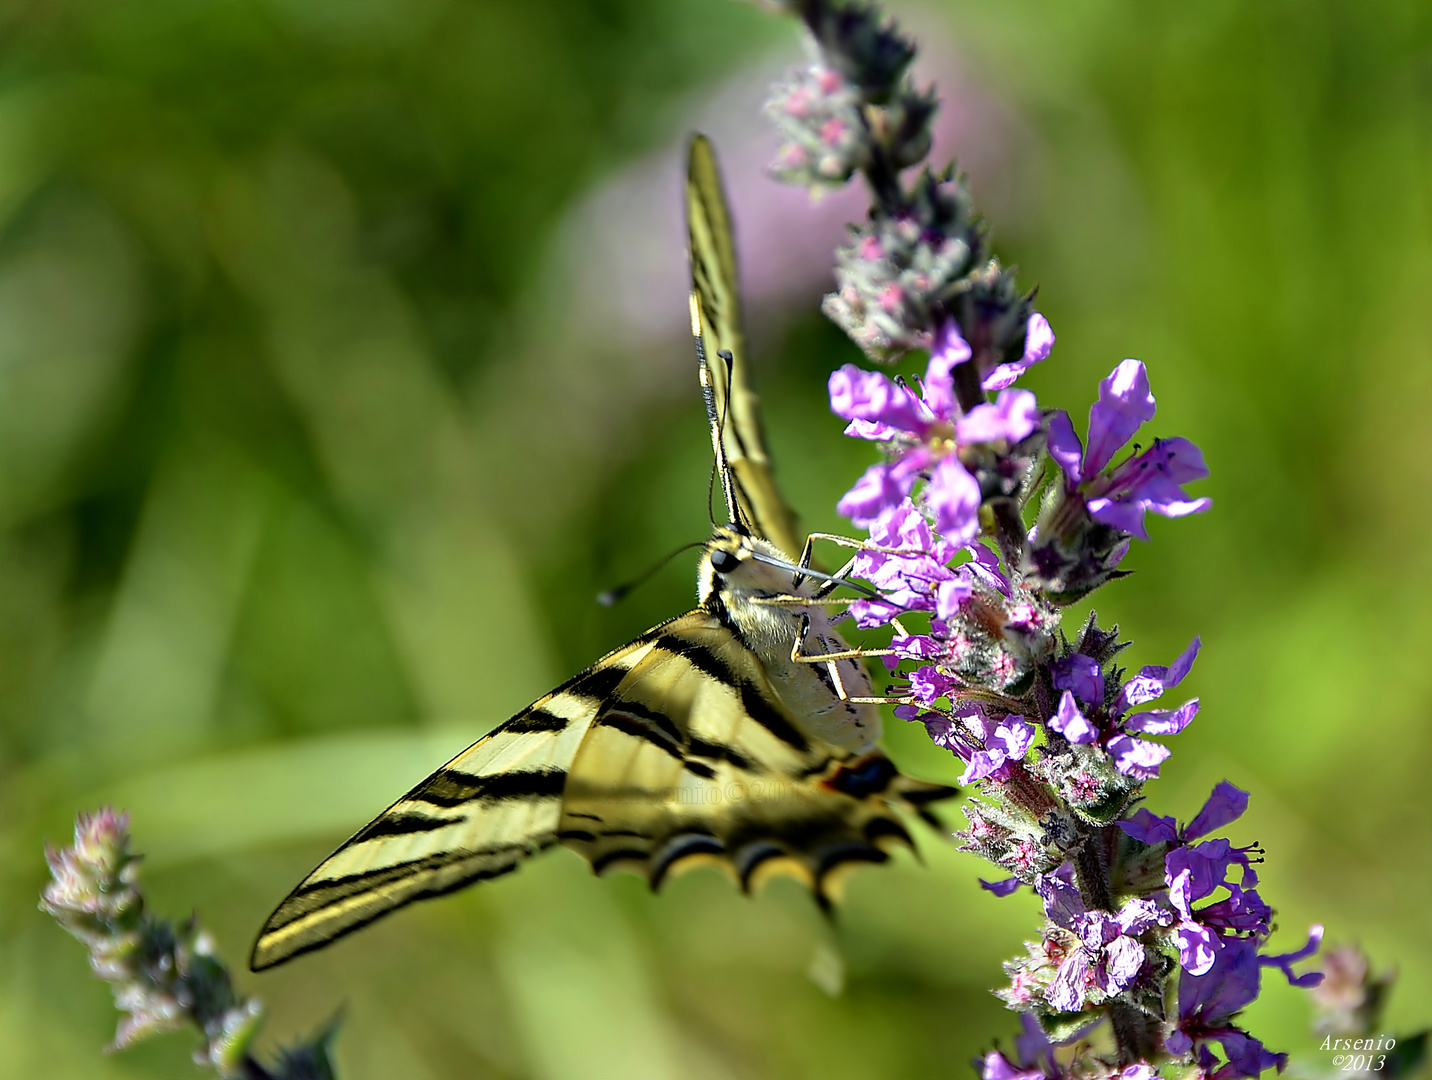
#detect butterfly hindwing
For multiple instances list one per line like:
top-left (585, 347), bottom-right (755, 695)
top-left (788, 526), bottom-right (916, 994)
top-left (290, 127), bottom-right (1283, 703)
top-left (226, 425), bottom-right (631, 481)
top-left (559, 611), bottom-right (937, 903)
top-left (687, 134), bottom-right (804, 561)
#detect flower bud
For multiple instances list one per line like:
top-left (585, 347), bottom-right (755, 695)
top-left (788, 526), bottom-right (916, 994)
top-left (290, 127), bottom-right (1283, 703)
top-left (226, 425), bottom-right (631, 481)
top-left (766, 64), bottom-right (870, 189)
top-left (799, 0), bottom-right (916, 103)
top-left (822, 167), bottom-right (983, 359)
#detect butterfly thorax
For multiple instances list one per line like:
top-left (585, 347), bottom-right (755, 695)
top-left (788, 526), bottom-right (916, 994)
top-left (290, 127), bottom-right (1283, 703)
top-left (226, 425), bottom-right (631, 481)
top-left (698, 526), bottom-right (880, 754)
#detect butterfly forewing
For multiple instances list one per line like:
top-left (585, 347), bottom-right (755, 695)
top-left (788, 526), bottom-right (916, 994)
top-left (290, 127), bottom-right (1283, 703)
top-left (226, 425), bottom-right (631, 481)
top-left (249, 638), bottom-right (657, 970)
top-left (687, 135), bottom-right (804, 561)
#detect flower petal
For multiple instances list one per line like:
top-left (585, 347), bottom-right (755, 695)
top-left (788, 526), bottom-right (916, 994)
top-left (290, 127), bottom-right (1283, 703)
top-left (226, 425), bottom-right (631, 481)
top-left (958, 389), bottom-right (1040, 445)
top-left (837, 463), bottom-right (909, 527)
top-left (1118, 808), bottom-right (1179, 845)
top-left (1045, 410), bottom-right (1084, 481)
top-left (1123, 698), bottom-right (1199, 736)
top-left (1107, 734), bottom-right (1171, 779)
top-left (1051, 654), bottom-right (1105, 707)
top-left (1117, 637), bottom-right (1201, 709)
top-left (1049, 690), bottom-right (1100, 745)
top-left (926, 456), bottom-right (981, 544)
top-left (1085, 359), bottom-right (1155, 477)
top-left (923, 319), bottom-right (971, 419)
top-left (828, 364), bottom-right (928, 433)
top-left (982, 314), bottom-right (1055, 391)
top-left (1184, 781), bottom-right (1250, 842)
top-left (1102, 934), bottom-right (1146, 991)
top-left (1176, 920), bottom-right (1222, 976)
top-left (1047, 949), bottom-right (1091, 1012)
top-left (1260, 925), bottom-right (1325, 989)
top-left (980, 876), bottom-right (1024, 897)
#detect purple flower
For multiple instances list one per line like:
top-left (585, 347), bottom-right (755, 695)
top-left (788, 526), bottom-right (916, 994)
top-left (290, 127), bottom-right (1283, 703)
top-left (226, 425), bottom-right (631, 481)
top-left (982, 1014), bottom-right (1058, 1080)
top-left (982, 1052), bottom-right (1046, 1080)
top-left (1035, 871), bottom-right (1167, 1012)
top-left (845, 501), bottom-right (974, 628)
top-left (961, 714), bottom-right (1036, 783)
top-left (829, 350), bottom-right (1039, 538)
top-left (1119, 780), bottom-right (1250, 848)
top-left (1116, 636), bottom-right (1200, 710)
top-left (1039, 640), bottom-right (1201, 778)
top-left (1051, 654), bottom-right (1104, 706)
top-left (1108, 638), bottom-right (1202, 778)
top-left (1118, 782), bottom-right (1281, 975)
top-left (1046, 360), bottom-right (1211, 540)
top-left (1166, 930), bottom-right (1323, 1078)
top-left (1104, 734), bottom-right (1172, 781)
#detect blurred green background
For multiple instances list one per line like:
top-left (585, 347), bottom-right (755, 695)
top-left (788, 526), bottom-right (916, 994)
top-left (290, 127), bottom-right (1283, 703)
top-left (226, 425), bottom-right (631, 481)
top-left (2, 0), bottom-right (1430, 1076)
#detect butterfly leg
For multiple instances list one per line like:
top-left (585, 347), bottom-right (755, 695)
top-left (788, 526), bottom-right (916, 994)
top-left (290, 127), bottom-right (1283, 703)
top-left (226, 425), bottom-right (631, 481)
top-left (787, 613), bottom-right (914, 707)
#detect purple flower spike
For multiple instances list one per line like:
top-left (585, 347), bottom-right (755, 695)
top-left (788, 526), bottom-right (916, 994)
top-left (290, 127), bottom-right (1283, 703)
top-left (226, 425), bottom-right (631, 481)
top-left (1049, 690), bottom-right (1099, 745)
top-left (1084, 359), bottom-right (1155, 478)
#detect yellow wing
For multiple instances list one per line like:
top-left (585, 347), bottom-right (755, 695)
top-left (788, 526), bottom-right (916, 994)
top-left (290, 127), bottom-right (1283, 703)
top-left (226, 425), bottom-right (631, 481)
top-left (249, 634), bottom-right (654, 970)
top-left (687, 134), bottom-right (804, 561)
top-left (251, 611), bottom-right (952, 970)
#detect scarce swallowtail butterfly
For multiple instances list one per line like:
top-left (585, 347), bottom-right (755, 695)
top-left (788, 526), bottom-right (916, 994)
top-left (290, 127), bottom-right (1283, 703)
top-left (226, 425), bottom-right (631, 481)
top-left (249, 135), bottom-right (957, 972)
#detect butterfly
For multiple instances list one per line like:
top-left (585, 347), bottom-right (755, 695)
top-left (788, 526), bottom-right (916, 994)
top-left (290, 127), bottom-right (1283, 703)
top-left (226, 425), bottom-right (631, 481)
top-left (249, 135), bottom-right (956, 972)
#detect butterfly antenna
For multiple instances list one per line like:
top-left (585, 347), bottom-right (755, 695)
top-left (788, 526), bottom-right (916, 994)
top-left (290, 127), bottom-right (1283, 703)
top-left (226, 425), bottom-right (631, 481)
top-left (716, 348), bottom-right (752, 535)
top-left (690, 291), bottom-right (746, 532)
top-left (597, 541), bottom-right (707, 607)
top-left (746, 550), bottom-right (885, 602)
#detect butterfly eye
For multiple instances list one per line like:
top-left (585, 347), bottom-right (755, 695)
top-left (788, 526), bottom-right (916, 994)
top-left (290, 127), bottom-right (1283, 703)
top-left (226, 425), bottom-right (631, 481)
top-left (709, 548), bottom-right (741, 575)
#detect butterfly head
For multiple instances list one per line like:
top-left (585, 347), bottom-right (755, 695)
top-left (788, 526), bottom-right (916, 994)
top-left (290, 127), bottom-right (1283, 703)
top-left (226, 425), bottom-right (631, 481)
top-left (698, 524), bottom-right (801, 606)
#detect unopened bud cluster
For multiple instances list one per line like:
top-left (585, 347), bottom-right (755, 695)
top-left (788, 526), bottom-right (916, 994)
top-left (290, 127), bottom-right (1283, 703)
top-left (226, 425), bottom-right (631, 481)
top-left (40, 809), bottom-right (339, 1080)
top-left (762, 1), bottom-right (1327, 1076)
top-left (765, 1), bottom-right (1029, 367)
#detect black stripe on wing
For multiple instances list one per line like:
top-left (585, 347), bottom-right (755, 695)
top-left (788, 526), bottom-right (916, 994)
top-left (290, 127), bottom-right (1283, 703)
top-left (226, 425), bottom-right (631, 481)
top-left (406, 767), bottom-right (567, 811)
top-left (651, 631), bottom-right (811, 753)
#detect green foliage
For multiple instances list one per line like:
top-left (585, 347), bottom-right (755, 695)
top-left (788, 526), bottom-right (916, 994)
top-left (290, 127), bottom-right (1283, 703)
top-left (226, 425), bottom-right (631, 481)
top-left (4, 0), bottom-right (1430, 1076)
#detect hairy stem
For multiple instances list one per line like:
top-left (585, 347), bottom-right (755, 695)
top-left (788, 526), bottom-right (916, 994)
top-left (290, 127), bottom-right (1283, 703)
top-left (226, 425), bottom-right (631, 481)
top-left (1109, 1001), bottom-right (1158, 1065)
top-left (989, 499), bottom-right (1028, 580)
